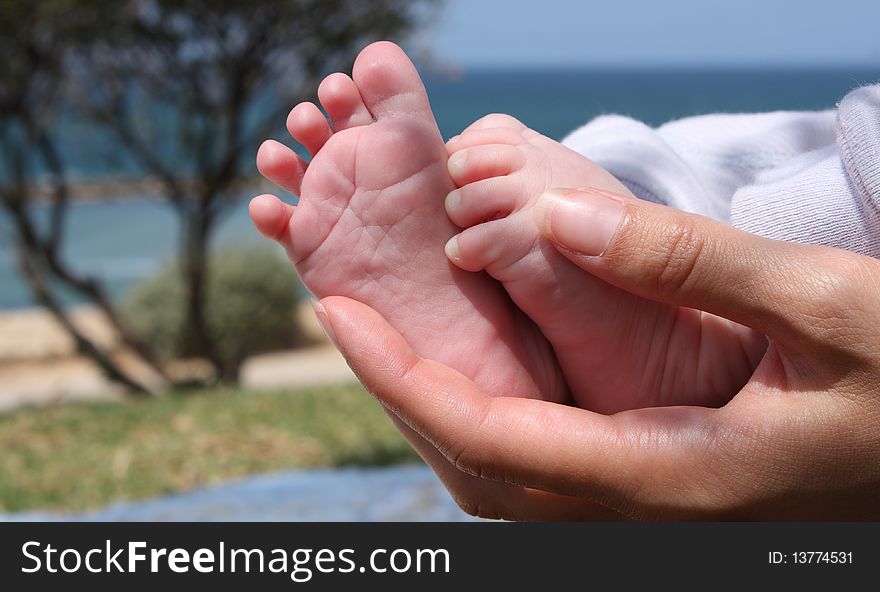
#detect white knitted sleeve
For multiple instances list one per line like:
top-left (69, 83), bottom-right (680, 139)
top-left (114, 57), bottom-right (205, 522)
top-left (560, 84), bottom-right (880, 258)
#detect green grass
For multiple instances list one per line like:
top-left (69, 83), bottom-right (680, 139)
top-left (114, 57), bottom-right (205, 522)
top-left (0, 384), bottom-right (420, 513)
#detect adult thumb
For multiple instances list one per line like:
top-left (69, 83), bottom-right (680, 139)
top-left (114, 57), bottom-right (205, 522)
top-left (533, 186), bottom-right (861, 352)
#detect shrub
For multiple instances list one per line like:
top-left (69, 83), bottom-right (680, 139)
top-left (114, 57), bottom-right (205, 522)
top-left (125, 245), bottom-right (306, 380)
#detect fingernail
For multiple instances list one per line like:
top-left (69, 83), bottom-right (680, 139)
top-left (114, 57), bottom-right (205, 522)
top-left (447, 151), bottom-right (467, 177)
top-left (445, 189), bottom-right (461, 213)
top-left (447, 134), bottom-right (460, 143)
top-left (444, 235), bottom-right (460, 261)
top-left (534, 188), bottom-right (624, 256)
top-left (310, 299), bottom-right (339, 349)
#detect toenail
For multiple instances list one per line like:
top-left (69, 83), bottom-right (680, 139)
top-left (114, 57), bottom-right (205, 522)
top-left (445, 190), bottom-right (461, 212)
top-left (447, 151), bottom-right (467, 176)
top-left (444, 236), bottom-right (461, 261)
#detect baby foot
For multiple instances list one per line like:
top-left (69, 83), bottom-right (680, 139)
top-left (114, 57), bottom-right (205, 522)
top-left (250, 43), bottom-right (565, 403)
top-left (444, 115), bottom-right (767, 412)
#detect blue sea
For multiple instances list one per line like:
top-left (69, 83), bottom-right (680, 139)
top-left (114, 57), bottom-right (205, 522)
top-left (1, 67), bottom-right (878, 309)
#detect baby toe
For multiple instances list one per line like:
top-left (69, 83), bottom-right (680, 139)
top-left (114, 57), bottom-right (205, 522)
top-left (447, 144), bottom-right (526, 186)
top-left (446, 127), bottom-right (525, 155)
top-left (256, 140), bottom-right (308, 195)
top-left (351, 41), bottom-right (432, 121)
top-left (445, 209), bottom-right (537, 279)
top-left (287, 102), bottom-right (332, 157)
top-left (445, 176), bottom-right (524, 228)
top-left (317, 72), bottom-right (373, 131)
top-left (462, 113), bottom-right (527, 134)
top-left (249, 194), bottom-right (296, 248)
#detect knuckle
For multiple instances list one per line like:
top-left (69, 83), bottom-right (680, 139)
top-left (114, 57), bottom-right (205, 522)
top-left (447, 438), bottom-right (490, 480)
top-left (443, 402), bottom-right (499, 480)
top-left (799, 253), bottom-right (874, 323)
top-left (790, 251), bottom-right (880, 353)
top-left (646, 220), bottom-right (711, 299)
top-left (812, 252), bottom-right (873, 301)
top-left (445, 442), bottom-right (474, 474)
top-left (439, 430), bottom-right (484, 479)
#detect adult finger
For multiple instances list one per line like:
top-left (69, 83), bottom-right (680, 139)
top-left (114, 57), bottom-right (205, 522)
top-left (533, 187), bottom-right (878, 358)
top-left (313, 296), bottom-right (621, 520)
top-left (385, 412), bottom-right (622, 521)
top-left (315, 295), bottom-right (724, 515)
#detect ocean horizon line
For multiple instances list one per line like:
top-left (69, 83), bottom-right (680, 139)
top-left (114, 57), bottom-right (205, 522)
top-left (425, 62), bottom-right (880, 74)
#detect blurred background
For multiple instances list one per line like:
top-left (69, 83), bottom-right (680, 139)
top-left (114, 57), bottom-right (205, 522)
top-left (1, 0), bottom-right (878, 520)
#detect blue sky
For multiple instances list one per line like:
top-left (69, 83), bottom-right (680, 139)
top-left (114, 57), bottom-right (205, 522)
top-left (423, 0), bottom-right (880, 67)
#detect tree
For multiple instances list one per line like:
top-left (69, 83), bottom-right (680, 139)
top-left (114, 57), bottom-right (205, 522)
top-left (0, 0), bottom-right (438, 388)
top-left (0, 1), bottom-right (169, 393)
top-left (74, 0), bottom-right (438, 382)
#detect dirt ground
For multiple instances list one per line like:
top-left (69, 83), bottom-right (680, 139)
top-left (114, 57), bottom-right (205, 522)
top-left (0, 303), bottom-right (356, 413)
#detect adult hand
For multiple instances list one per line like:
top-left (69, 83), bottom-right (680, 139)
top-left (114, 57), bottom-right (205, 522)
top-left (315, 187), bottom-right (880, 519)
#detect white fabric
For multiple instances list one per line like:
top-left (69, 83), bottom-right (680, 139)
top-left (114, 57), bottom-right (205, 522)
top-left (560, 84), bottom-right (880, 258)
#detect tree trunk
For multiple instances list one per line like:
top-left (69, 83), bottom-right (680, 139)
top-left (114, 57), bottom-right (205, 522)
top-left (182, 210), bottom-right (227, 383)
top-left (3, 194), bottom-right (167, 394)
top-left (33, 126), bottom-right (173, 384)
top-left (17, 248), bottom-right (151, 395)
top-left (40, 249), bottom-right (173, 384)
